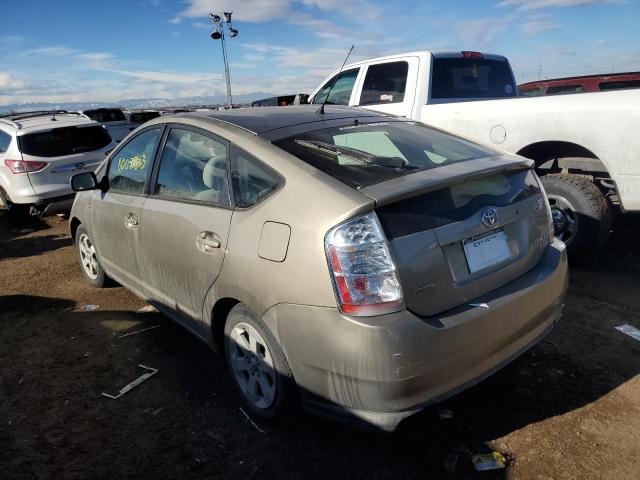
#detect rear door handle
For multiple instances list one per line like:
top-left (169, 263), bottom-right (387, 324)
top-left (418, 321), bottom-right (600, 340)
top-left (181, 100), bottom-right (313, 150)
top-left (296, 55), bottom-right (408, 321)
top-left (124, 213), bottom-right (139, 229)
top-left (196, 231), bottom-right (221, 252)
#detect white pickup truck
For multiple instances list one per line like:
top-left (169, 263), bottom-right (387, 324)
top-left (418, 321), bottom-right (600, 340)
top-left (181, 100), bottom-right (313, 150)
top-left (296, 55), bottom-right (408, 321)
top-left (309, 50), bottom-right (640, 258)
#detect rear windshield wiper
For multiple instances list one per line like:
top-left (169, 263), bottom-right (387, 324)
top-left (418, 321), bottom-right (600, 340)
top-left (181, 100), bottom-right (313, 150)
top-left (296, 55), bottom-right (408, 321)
top-left (294, 139), bottom-right (416, 171)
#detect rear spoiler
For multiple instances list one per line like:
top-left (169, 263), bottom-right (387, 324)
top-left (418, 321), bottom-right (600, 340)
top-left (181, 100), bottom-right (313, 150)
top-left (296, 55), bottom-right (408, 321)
top-left (360, 156), bottom-right (534, 207)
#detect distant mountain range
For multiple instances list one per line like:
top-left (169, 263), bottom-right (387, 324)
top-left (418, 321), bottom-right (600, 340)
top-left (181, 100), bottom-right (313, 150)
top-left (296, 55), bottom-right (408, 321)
top-left (0, 93), bottom-right (277, 113)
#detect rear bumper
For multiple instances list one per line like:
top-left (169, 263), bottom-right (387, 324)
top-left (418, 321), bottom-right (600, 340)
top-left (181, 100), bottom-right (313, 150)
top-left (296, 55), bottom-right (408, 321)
top-left (264, 239), bottom-right (568, 431)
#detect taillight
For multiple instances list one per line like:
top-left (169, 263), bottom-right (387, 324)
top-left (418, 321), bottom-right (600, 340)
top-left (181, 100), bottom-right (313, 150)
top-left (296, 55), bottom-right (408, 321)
top-left (461, 51), bottom-right (483, 59)
top-left (4, 159), bottom-right (47, 174)
top-left (325, 212), bottom-right (404, 316)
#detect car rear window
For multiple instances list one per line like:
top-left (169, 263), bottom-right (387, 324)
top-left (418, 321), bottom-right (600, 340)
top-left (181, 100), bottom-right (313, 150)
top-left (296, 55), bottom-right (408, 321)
top-left (18, 125), bottom-right (112, 157)
top-left (431, 58), bottom-right (516, 99)
top-left (273, 121), bottom-right (496, 189)
top-left (84, 109), bottom-right (126, 122)
top-left (129, 111), bottom-right (160, 123)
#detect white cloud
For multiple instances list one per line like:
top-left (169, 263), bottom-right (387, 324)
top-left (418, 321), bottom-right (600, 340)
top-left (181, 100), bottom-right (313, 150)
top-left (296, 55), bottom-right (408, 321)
top-left (454, 16), bottom-right (513, 48)
top-left (99, 69), bottom-right (222, 84)
top-left (24, 46), bottom-right (80, 57)
top-left (176, 0), bottom-right (291, 23)
top-left (0, 72), bottom-right (25, 89)
top-left (498, 0), bottom-right (622, 10)
top-left (520, 13), bottom-right (562, 35)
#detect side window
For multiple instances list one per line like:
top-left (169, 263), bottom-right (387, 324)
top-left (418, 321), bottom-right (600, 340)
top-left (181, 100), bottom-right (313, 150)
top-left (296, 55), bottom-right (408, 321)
top-left (546, 85), bottom-right (585, 95)
top-left (312, 68), bottom-right (359, 106)
top-left (359, 61), bottom-right (409, 105)
top-left (108, 128), bottom-right (160, 194)
top-left (154, 128), bottom-right (230, 206)
top-left (231, 146), bottom-right (282, 208)
top-left (0, 130), bottom-right (11, 153)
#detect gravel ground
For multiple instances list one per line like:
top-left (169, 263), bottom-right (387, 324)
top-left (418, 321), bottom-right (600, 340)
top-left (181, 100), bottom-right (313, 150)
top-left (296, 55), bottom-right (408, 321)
top-left (1, 212), bottom-right (639, 480)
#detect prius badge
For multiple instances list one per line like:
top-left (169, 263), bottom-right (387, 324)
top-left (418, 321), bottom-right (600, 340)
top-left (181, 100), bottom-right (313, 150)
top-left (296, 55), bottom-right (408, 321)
top-left (481, 207), bottom-right (498, 227)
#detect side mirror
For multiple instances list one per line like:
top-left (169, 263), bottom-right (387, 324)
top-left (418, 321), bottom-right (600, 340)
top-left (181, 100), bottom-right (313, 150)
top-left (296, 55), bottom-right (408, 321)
top-left (71, 171), bottom-right (98, 192)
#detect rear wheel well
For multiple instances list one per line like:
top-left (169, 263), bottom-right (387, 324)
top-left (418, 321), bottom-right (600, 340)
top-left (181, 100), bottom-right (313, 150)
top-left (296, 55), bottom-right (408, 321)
top-left (517, 141), bottom-right (618, 204)
top-left (211, 297), bottom-right (240, 353)
top-left (70, 217), bottom-right (81, 243)
top-left (517, 141), bottom-right (606, 175)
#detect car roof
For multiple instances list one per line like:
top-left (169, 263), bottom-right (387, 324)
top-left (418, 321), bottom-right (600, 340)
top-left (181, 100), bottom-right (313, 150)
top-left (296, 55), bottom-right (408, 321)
top-left (0, 111), bottom-right (97, 133)
top-left (173, 105), bottom-right (389, 136)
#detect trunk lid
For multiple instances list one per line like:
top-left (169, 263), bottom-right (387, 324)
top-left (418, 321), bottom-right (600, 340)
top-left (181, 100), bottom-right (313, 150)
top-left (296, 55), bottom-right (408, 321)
top-left (361, 156), bottom-right (551, 317)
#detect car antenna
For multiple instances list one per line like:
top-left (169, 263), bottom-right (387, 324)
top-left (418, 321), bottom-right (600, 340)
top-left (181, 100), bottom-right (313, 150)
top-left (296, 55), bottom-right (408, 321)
top-left (317, 44), bottom-right (354, 115)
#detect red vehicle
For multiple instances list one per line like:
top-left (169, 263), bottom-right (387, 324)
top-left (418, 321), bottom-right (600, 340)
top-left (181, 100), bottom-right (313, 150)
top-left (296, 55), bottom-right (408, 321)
top-left (518, 72), bottom-right (640, 96)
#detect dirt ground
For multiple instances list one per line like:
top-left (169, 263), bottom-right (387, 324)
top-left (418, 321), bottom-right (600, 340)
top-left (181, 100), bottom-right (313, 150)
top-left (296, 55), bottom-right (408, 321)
top-left (1, 212), bottom-right (639, 480)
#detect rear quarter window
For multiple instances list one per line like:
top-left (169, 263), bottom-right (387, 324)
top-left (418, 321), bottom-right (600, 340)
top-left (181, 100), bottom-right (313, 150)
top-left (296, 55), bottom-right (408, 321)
top-left (18, 125), bottom-right (112, 157)
top-left (231, 146), bottom-right (282, 208)
top-left (431, 58), bottom-right (516, 99)
top-left (0, 130), bottom-right (11, 152)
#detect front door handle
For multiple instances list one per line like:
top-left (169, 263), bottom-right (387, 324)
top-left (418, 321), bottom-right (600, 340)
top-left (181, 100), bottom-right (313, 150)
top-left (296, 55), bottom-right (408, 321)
top-left (196, 231), bottom-right (221, 252)
top-left (124, 213), bottom-right (139, 229)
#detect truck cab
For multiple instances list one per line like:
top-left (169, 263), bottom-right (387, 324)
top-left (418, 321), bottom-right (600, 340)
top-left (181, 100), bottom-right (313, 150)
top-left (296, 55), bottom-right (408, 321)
top-left (309, 51), bottom-right (517, 117)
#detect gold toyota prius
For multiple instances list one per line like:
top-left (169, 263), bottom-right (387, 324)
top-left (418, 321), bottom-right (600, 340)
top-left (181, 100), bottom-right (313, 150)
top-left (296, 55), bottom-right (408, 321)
top-left (69, 106), bottom-right (568, 431)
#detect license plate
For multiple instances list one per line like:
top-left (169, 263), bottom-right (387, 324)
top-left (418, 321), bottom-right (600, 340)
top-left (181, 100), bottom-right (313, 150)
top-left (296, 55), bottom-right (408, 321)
top-left (463, 228), bottom-right (511, 274)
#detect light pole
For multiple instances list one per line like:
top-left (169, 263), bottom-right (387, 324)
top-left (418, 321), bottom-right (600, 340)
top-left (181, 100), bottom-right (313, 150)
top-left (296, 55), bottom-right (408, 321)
top-left (210, 12), bottom-right (238, 109)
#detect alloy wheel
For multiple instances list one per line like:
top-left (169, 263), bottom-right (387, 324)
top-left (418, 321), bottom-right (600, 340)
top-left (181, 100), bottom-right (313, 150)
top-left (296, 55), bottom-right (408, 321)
top-left (78, 233), bottom-right (99, 280)
top-left (229, 322), bottom-right (277, 410)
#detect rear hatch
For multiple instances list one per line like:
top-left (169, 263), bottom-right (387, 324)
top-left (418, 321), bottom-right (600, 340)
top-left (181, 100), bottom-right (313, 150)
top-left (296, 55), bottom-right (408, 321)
top-left (18, 124), bottom-right (113, 199)
top-left (362, 159), bottom-right (551, 317)
top-left (271, 117), bottom-right (552, 318)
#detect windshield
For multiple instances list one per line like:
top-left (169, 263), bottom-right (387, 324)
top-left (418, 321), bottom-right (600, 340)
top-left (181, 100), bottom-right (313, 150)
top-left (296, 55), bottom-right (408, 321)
top-left (19, 125), bottom-right (112, 157)
top-left (431, 58), bottom-right (516, 99)
top-left (273, 121), bottom-right (496, 189)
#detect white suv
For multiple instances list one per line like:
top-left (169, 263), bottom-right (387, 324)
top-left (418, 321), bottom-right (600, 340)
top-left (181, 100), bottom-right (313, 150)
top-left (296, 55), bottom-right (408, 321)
top-left (0, 110), bottom-right (116, 215)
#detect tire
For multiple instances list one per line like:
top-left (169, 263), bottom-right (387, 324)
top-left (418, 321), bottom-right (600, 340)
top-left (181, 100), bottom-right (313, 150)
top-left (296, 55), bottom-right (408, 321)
top-left (540, 174), bottom-right (612, 258)
top-left (75, 225), bottom-right (108, 287)
top-left (224, 303), bottom-right (298, 420)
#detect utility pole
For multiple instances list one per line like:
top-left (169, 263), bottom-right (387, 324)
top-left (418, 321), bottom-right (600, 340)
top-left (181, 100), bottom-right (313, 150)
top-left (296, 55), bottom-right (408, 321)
top-left (210, 12), bottom-right (238, 109)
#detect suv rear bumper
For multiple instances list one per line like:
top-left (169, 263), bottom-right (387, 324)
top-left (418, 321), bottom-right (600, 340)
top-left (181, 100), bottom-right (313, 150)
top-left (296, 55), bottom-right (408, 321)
top-left (263, 239), bottom-right (568, 432)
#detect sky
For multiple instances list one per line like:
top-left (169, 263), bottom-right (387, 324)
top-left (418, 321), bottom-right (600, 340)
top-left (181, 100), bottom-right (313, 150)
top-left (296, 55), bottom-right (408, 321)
top-left (0, 0), bottom-right (639, 106)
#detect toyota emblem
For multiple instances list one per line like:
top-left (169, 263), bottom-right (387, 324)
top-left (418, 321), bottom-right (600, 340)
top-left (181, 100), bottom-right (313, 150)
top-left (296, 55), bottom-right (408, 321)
top-left (481, 207), bottom-right (498, 227)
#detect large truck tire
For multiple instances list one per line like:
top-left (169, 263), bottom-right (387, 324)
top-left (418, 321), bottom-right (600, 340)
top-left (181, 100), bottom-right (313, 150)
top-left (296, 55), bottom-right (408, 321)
top-left (541, 174), bottom-right (612, 259)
